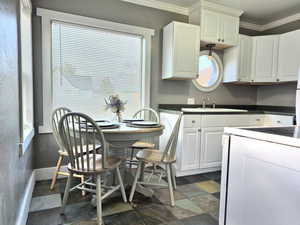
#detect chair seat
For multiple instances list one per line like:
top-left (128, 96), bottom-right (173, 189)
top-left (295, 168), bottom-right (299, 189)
top-left (136, 149), bottom-right (175, 164)
top-left (68, 154), bottom-right (123, 175)
top-left (59, 144), bottom-right (101, 156)
top-left (132, 141), bottom-right (155, 149)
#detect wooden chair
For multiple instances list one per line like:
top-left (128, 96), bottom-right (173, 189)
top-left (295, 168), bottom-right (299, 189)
top-left (59, 112), bottom-right (127, 225)
top-left (50, 107), bottom-right (97, 194)
top-left (50, 107), bottom-right (75, 190)
top-left (129, 113), bottom-right (182, 207)
top-left (127, 108), bottom-right (160, 169)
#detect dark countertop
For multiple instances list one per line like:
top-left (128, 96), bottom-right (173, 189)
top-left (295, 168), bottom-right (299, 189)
top-left (243, 126), bottom-right (299, 138)
top-left (159, 104), bottom-right (296, 116)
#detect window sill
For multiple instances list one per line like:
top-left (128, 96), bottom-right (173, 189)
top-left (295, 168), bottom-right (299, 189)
top-left (19, 127), bottom-right (35, 155)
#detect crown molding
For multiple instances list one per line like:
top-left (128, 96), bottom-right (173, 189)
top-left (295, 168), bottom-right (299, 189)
top-left (121, 0), bottom-right (189, 15)
top-left (240, 21), bottom-right (264, 32)
top-left (241, 12), bottom-right (300, 32)
top-left (121, 0), bottom-right (300, 32)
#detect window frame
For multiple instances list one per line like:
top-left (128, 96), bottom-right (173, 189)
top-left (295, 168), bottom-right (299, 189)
top-left (37, 8), bottom-right (155, 133)
top-left (18, 0), bottom-right (34, 155)
top-left (192, 50), bottom-right (223, 92)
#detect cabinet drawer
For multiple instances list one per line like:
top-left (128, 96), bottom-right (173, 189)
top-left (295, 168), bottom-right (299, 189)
top-left (183, 115), bottom-right (201, 128)
top-left (263, 115), bottom-right (294, 126)
top-left (202, 114), bottom-right (264, 127)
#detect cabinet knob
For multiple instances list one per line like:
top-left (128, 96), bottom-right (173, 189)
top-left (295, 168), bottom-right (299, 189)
top-left (276, 78), bottom-right (280, 82)
top-left (222, 39), bottom-right (224, 42)
top-left (198, 128), bottom-right (201, 132)
top-left (256, 119), bottom-right (261, 121)
top-left (277, 121), bottom-right (281, 124)
top-left (218, 38), bottom-right (221, 42)
top-left (192, 120), bottom-right (195, 123)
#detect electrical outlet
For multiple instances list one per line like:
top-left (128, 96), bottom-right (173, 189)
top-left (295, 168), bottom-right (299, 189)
top-left (187, 98), bottom-right (195, 104)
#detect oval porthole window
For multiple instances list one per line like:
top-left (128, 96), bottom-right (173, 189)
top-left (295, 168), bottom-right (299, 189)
top-left (192, 50), bottom-right (223, 92)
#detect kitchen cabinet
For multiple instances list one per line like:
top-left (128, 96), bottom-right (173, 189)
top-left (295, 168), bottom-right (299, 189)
top-left (162, 21), bottom-right (200, 80)
top-left (223, 35), bottom-right (253, 83)
top-left (200, 10), bottom-right (239, 47)
top-left (181, 128), bottom-right (201, 171)
top-left (200, 127), bottom-right (224, 169)
top-left (252, 35), bottom-right (279, 82)
top-left (160, 112), bottom-right (294, 177)
top-left (189, 0), bottom-right (242, 48)
top-left (277, 30), bottom-right (300, 82)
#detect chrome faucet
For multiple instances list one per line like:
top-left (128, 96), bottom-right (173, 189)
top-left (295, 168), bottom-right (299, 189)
top-left (202, 96), bottom-right (210, 108)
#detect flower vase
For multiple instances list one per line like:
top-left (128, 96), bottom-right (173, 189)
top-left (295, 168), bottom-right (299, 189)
top-left (116, 111), bottom-right (122, 123)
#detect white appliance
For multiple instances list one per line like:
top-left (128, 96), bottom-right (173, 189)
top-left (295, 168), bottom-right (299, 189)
top-left (297, 69), bottom-right (300, 125)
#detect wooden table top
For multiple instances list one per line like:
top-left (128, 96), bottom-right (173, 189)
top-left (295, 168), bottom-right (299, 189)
top-left (101, 123), bottom-right (164, 134)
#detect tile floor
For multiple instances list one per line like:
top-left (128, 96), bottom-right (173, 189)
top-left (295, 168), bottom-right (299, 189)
top-left (27, 171), bottom-right (221, 225)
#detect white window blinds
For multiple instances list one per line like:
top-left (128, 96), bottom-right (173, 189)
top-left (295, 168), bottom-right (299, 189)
top-left (51, 21), bottom-right (143, 119)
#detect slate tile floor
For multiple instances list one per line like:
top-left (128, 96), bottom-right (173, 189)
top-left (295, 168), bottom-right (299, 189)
top-left (27, 171), bottom-right (221, 225)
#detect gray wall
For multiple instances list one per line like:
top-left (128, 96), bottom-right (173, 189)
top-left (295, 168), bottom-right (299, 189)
top-left (256, 83), bottom-right (297, 106)
top-left (32, 0), bottom-right (258, 169)
top-left (0, 0), bottom-right (33, 224)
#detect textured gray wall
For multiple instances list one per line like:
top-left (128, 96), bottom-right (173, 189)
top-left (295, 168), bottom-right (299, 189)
top-left (256, 83), bottom-right (297, 106)
top-left (0, 0), bottom-right (33, 224)
top-left (32, 0), bottom-right (258, 169)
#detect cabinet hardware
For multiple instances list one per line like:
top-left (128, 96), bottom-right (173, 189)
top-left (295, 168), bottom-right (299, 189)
top-left (192, 120), bottom-right (195, 123)
top-left (218, 38), bottom-right (221, 42)
top-left (198, 129), bottom-right (201, 132)
top-left (256, 119), bottom-right (261, 121)
top-left (277, 121), bottom-right (281, 123)
top-left (276, 78), bottom-right (280, 82)
top-left (222, 39), bottom-right (224, 42)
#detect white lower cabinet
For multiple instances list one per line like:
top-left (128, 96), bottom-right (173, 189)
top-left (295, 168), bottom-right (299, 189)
top-left (200, 127), bottom-right (224, 169)
top-left (181, 128), bottom-right (201, 171)
top-left (160, 112), bottom-right (294, 177)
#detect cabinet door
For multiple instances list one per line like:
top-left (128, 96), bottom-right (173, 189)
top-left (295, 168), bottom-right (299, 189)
top-left (181, 128), bottom-right (201, 171)
top-left (221, 14), bottom-right (239, 46)
top-left (173, 22), bottom-right (200, 79)
top-left (201, 9), bottom-right (220, 43)
top-left (239, 35), bottom-right (253, 82)
top-left (252, 36), bottom-right (279, 82)
top-left (200, 127), bottom-right (224, 169)
top-left (277, 30), bottom-right (300, 82)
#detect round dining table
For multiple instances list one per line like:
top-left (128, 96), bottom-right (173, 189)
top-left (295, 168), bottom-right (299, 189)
top-left (101, 122), bottom-right (165, 197)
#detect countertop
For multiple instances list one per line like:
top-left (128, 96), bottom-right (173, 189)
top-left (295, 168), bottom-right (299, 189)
top-left (159, 104), bottom-right (296, 116)
top-left (224, 126), bottom-right (300, 148)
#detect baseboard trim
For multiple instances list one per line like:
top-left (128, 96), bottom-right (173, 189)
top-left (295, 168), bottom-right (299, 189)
top-left (176, 167), bottom-right (221, 177)
top-left (15, 171), bottom-right (36, 225)
top-left (35, 165), bottom-right (68, 181)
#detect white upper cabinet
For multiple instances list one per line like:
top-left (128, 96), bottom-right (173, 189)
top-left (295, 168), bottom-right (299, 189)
top-left (252, 35), bottom-right (279, 82)
top-left (189, 0), bottom-right (243, 49)
top-left (277, 30), bottom-right (300, 82)
top-left (162, 21), bottom-right (200, 80)
top-left (223, 35), bottom-right (253, 83)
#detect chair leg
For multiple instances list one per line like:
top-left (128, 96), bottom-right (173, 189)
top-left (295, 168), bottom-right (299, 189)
top-left (166, 164), bottom-right (175, 207)
top-left (170, 164), bottom-right (177, 190)
top-left (96, 174), bottom-right (103, 225)
top-left (129, 161), bottom-right (142, 202)
top-left (61, 172), bottom-right (73, 214)
top-left (139, 161), bottom-right (145, 182)
top-left (129, 148), bottom-right (135, 170)
top-left (116, 166), bottom-right (127, 203)
top-left (50, 155), bottom-right (63, 190)
top-left (80, 175), bottom-right (86, 196)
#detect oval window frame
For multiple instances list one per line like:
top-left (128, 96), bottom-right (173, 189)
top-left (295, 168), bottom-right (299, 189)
top-left (192, 50), bottom-right (224, 92)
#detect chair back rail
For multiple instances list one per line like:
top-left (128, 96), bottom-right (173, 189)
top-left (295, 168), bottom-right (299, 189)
top-left (161, 113), bottom-right (182, 163)
top-left (59, 112), bottom-right (108, 172)
top-left (52, 107), bottom-right (72, 151)
top-left (133, 108), bottom-right (160, 123)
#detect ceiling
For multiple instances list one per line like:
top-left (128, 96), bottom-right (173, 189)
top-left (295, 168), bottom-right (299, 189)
top-left (157, 0), bottom-right (300, 24)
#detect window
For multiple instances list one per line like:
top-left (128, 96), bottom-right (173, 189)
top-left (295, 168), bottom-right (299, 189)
top-left (52, 22), bottom-right (143, 119)
top-left (193, 50), bottom-right (223, 92)
top-left (19, 0), bottom-right (34, 154)
top-left (37, 8), bottom-right (154, 133)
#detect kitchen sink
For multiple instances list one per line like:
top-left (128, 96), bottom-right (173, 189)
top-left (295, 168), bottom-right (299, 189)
top-left (181, 108), bottom-right (248, 113)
